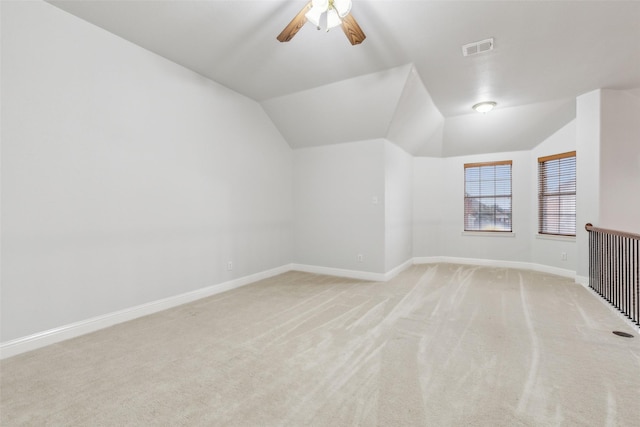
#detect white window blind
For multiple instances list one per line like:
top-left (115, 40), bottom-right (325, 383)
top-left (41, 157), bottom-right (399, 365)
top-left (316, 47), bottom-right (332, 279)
top-left (538, 151), bottom-right (576, 236)
top-left (464, 160), bottom-right (512, 232)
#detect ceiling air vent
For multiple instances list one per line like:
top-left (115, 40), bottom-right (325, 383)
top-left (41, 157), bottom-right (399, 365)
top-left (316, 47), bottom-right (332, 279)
top-left (462, 38), bottom-right (494, 57)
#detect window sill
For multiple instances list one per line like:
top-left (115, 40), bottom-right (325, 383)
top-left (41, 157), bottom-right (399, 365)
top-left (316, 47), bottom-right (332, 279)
top-left (535, 233), bottom-right (576, 242)
top-left (461, 231), bottom-right (515, 238)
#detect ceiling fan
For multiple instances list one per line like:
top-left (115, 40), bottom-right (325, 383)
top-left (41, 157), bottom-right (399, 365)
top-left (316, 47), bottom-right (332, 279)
top-left (277, 0), bottom-right (366, 46)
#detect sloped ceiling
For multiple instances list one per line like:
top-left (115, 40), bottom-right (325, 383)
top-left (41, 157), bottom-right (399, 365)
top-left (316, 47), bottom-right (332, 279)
top-left (262, 63), bottom-right (575, 156)
top-left (442, 98), bottom-right (576, 157)
top-left (261, 65), bottom-right (410, 149)
top-left (47, 0), bottom-right (640, 156)
top-left (386, 66), bottom-right (444, 157)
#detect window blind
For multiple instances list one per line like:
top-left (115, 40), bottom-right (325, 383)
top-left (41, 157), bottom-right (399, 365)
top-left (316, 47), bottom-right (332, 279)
top-left (538, 151), bottom-right (576, 236)
top-left (464, 160), bottom-right (512, 232)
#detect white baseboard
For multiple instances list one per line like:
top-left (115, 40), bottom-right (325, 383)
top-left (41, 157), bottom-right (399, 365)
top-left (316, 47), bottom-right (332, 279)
top-left (575, 275), bottom-right (589, 287)
top-left (413, 256), bottom-right (577, 280)
top-left (383, 259), bottom-right (414, 281)
top-left (1, 257), bottom-right (582, 359)
top-left (0, 264), bottom-right (292, 360)
top-left (290, 263), bottom-right (387, 282)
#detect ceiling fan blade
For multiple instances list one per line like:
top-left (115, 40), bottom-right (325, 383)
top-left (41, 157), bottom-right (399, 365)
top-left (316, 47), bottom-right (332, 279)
top-left (341, 13), bottom-right (366, 45)
top-left (277, 1), bottom-right (312, 42)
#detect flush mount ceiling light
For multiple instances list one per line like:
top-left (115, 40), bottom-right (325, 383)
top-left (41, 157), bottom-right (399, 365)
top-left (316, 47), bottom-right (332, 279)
top-left (277, 0), bottom-right (366, 45)
top-left (472, 101), bottom-right (497, 113)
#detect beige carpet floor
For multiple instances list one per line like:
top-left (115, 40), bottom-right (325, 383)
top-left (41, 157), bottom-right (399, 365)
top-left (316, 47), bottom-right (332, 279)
top-left (1, 263), bottom-right (639, 426)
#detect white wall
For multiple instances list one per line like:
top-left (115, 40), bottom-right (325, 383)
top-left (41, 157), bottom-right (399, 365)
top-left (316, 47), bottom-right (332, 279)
top-left (413, 89), bottom-right (637, 278)
top-left (415, 151), bottom-right (534, 263)
top-left (574, 88), bottom-right (640, 280)
top-left (414, 126), bottom-right (581, 273)
top-left (438, 151), bottom-right (533, 262)
top-left (600, 89), bottom-right (640, 234)
top-left (293, 140), bottom-right (386, 273)
top-left (1, 1), bottom-right (293, 342)
top-left (575, 90), bottom-right (602, 278)
top-left (530, 120), bottom-right (577, 271)
top-left (5, 2), bottom-right (638, 348)
top-left (384, 142), bottom-right (413, 271)
top-left (413, 157), bottom-right (443, 257)
top-left (293, 140), bottom-right (414, 275)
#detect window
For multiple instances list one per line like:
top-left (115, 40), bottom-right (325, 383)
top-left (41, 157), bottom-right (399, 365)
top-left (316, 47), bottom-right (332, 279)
top-left (538, 151), bottom-right (576, 236)
top-left (464, 160), bottom-right (512, 232)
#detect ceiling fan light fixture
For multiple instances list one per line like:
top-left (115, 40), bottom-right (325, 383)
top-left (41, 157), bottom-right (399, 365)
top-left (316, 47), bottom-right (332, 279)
top-left (306, 0), bottom-right (352, 30)
top-left (334, 0), bottom-right (352, 17)
top-left (305, 5), bottom-right (323, 27)
top-left (472, 101), bottom-right (497, 113)
top-left (277, 0), bottom-right (364, 45)
top-left (326, 9), bottom-right (341, 29)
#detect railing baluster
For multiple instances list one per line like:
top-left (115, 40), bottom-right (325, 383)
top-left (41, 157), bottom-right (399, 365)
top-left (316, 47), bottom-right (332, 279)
top-left (586, 223), bottom-right (640, 327)
top-left (628, 236), bottom-right (631, 317)
top-left (607, 234), bottom-right (611, 303)
top-left (636, 239), bottom-right (639, 324)
top-left (624, 237), bottom-right (629, 318)
top-left (616, 235), bottom-right (620, 309)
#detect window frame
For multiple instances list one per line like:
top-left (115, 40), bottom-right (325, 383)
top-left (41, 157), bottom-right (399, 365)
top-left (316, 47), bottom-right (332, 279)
top-left (463, 160), bottom-right (513, 233)
top-left (537, 151), bottom-right (577, 237)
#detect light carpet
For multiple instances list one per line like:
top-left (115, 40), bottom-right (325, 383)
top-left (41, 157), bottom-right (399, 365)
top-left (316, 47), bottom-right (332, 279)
top-left (1, 263), bottom-right (639, 426)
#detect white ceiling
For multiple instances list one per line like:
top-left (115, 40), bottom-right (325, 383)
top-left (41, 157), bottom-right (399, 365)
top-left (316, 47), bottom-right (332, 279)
top-left (48, 0), bottom-right (640, 156)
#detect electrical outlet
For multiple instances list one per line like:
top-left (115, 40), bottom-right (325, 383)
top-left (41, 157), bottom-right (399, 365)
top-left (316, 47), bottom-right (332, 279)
top-left (357, 254), bottom-right (364, 263)
top-left (561, 252), bottom-right (567, 261)
top-left (227, 261), bottom-right (233, 271)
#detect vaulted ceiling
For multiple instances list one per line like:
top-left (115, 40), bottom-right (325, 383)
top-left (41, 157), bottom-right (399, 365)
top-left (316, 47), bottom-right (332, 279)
top-left (48, 0), bottom-right (640, 156)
